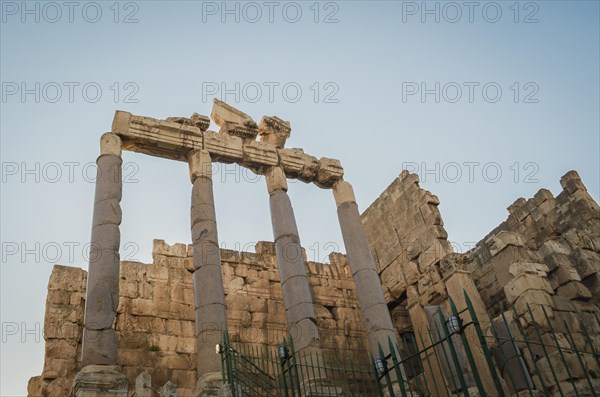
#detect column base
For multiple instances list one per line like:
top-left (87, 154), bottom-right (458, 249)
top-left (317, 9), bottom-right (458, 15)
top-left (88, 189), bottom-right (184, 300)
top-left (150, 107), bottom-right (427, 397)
top-left (195, 372), bottom-right (222, 397)
top-left (71, 365), bottom-right (128, 397)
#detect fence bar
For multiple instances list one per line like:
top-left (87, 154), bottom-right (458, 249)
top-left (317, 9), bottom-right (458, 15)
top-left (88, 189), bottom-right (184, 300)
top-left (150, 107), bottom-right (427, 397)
top-left (372, 354), bottom-right (386, 397)
top-left (386, 337), bottom-right (407, 397)
top-left (424, 328), bottom-right (452, 396)
top-left (379, 342), bottom-right (397, 397)
top-left (464, 290), bottom-right (506, 396)
top-left (418, 329), bottom-right (448, 397)
top-left (526, 304), bottom-right (565, 397)
top-left (437, 308), bottom-right (471, 397)
top-left (508, 305), bottom-right (549, 393)
top-left (280, 342), bottom-right (290, 397)
top-left (400, 337), bottom-right (427, 396)
top-left (257, 344), bottom-right (265, 393)
top-left (563, 319), bottom-right (596, 397)
top-left (449, 297), bottom-right (487, 396)
top-left (224, 334), bottom-right (236, 397)
top-left (289, 337), bottom-right (302, 396)
top-left (540, 305), bottom-right (580, 397)
top-left (492, 311), bottom-right (535, 397)
top-left (283, 338), bottom-right (295, 397)
top-left (433, 324), bottom-right (460, 392)
top-left (579, 317), bottom-right (600, 370)
top-left (221, 333), bottom-right (226, 385)
top-left (310, 351), bottom-right (324, 396)
top-left (366, 351), bottom-right (377, 394)
top-left (344, 350), bottom-right (360, 394)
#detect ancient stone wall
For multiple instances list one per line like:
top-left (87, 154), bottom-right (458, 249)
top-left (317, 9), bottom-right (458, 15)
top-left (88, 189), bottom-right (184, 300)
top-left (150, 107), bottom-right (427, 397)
top-left (27, 266), bottom-right (87, 397)
top-left (361, 169), bottom-right (600, 394)
top-left (360, 170), bottom-right (599, 322)
top-left (466, 170), bottom-right (600, 313)
top-left (28, 241), bottom-right (368, 397)
top-left (463, 171), bottom-right (600, 394)
top-left (361, 171), bottom-right (495, 391)
top-left (361, 170), bottom-right (454, 328)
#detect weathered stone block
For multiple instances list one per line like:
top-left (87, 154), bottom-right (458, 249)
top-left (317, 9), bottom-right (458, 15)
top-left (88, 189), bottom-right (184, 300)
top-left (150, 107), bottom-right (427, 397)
top-left (315, 157), bottom-right (343, 188)
top-left (504, 273), bottom-right (552, 303)
top-left (572, 249), bottom-right (600, 278)
top-left (242, 139), bottom-right (278, 170)
top-left (418, 239), bottom-right (448, 271)
top-left (550, 266), bottom-right (582, 289)
top-left (540, 239), bottom-right (572, 257)
top-left (418, 282), bottom-right (447, 306)
top-left (380, 258), bottom-right (405, 299)
top-left (509, 262), bottom-right (549, 278)
top-left (487, 231), bottom-right (525, 257)
top-left (131, 299), bottom-right (157, 317)
top-left (45, 339), bottom-right (77, 360)
top-left (42, 357), bottom-right (75, 380)
top-left (204, 131), bottom-right (243, 163)
top-left (538, 351), bottom-right (586, 385)
top-left (27, 376), bottom-right (42, 397)
top-left (557, 281), bottom-right (591, 301)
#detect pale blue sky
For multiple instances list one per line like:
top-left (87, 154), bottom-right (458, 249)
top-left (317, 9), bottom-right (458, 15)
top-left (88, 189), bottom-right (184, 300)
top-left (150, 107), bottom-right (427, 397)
top-left (1, 1), bottom-right (599, 395)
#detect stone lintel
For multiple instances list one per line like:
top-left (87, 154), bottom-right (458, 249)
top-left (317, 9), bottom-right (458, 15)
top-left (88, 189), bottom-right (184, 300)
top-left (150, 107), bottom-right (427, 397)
top-left (111, 110), bottom-right (344, 187)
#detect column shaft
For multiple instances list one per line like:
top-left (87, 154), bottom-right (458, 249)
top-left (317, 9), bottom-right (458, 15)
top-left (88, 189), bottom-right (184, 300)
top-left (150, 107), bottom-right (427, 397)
top-left (188, 150), bottom-right (227, 377)
top-left (333, 181), bottom-right (399, 358)
top-left (267, 167), bottom-right (320, 352)
top-left (82, 133), bottom-right (123, 366)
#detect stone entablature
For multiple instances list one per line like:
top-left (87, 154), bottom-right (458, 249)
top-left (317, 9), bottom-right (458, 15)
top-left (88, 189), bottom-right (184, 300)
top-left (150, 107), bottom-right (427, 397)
top-left (111, 100), bottom-right (343, 188)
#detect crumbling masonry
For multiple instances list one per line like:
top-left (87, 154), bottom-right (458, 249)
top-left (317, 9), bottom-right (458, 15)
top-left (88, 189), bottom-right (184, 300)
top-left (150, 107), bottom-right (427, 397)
top-left (27, 101), bottom-right (599, 397)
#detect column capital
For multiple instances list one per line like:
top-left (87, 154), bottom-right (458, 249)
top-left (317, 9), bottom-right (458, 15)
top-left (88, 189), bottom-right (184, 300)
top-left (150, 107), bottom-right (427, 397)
top-left (187, 149), bottom-right (212, 183)
top-left (265, 166), bottom-right (288, 194)
top-left (100, 133), bottom-right (122, 157)
top-left (333, 180), bottom-right (356, 207)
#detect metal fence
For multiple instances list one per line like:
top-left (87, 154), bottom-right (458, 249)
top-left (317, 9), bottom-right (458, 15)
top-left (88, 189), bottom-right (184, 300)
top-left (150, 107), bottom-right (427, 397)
top-left (219, 334), bottom-right (379, 397)
top-left (219, 290), bottom-right (600, 396)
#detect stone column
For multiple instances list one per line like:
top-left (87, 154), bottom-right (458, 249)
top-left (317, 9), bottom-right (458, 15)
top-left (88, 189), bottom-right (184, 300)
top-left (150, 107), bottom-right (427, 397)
top-left (266, 166), bottom-right (320, 352)
top-left (75, 133), bottom-right (128, 397)
top-left (82, 133), bottom-right (123, 366)
top-left (333, 181), bottom-right (399, 358)
top-left (188, 149), bottom-right (228, 380)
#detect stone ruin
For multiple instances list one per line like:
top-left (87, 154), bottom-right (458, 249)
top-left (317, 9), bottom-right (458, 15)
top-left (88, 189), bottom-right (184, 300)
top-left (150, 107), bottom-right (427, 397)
top-left (27, 100), bottom-right (600, 397)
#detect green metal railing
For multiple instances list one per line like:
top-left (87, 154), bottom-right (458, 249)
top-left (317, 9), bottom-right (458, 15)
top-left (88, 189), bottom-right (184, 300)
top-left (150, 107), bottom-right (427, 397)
top-left (219, 290), bottom-right (600, 396)
top-left (220, 334), bottom-right (379, 397)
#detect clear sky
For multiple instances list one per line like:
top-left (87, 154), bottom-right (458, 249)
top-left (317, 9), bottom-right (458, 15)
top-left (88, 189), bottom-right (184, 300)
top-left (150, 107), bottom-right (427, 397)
top-left (1, 1), bottom-right (599, 395)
